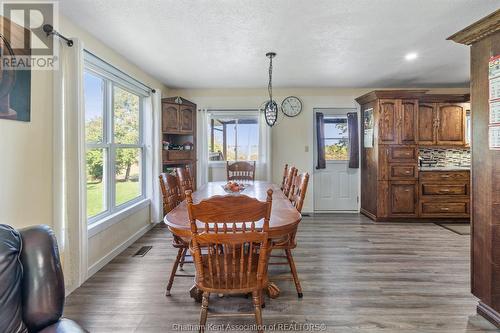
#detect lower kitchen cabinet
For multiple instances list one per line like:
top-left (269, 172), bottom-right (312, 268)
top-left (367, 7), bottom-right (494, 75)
top-left (418, 170), bottom-right (470, 219)
top-left (389, 181), bottom-right (418, 217)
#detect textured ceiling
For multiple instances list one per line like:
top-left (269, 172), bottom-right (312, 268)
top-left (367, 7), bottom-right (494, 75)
top-left (59, 0), bottom-right (499, 88)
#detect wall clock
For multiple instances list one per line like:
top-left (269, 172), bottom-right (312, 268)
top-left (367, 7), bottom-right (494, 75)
top-left (281, 96), bottom-right (302, 117)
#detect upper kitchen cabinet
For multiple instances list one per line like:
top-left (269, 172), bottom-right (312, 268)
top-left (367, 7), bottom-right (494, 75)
top-left (436, 103), bottom-right (466, 145)
top-left (378, 98), bottom-right (418, 145)
top-left (417, 96), bottom-right (470, 146)
top-left (162, 96), bottom-right (196, 134)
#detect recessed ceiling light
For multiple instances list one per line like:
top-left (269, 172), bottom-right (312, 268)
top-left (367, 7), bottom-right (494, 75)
top-left (405, 52), bottom-right (418, 61)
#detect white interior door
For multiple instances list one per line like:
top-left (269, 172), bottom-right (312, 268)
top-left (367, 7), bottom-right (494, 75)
top-left (313, 109), bottom-right (359, 212)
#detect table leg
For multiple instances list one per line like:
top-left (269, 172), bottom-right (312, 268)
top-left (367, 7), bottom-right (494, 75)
top-left (266, 282), bottom-right (280, 299)
top-left (189, 284), bottom-right (203, 303)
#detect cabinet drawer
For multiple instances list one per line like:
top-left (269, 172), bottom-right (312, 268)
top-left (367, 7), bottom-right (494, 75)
top-left (420, 171), bottom-right (469, 182)
top-left (388, 146), bottom-right (417, 162)
top-left (421, 183), bottom-right (468, 196)
top-left (162, 150), bottom-right (193, 161)
top-left (421, 202), bottom-right (468, 215)
top-left (389, 164), bottom-right (418, 180)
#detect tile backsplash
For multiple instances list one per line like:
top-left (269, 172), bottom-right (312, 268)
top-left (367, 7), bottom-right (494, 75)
top-left (419, 147), bottom-right (471, 167)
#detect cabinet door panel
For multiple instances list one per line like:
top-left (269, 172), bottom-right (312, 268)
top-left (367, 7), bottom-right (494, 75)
top-left (436, 104), bottom-right (465, 145)
top-left (418, 103), bottom-right (436, 145)
top-left (389, 181), bottom-right (418, 216)
top-left (179, 106), bottom-right (194, 133)
top-left (162, 104), bottom-right (179, 133)
top-left (378, 100), bottom-right (398, 144)
top-left (400, 100), bottom-right (418, 144)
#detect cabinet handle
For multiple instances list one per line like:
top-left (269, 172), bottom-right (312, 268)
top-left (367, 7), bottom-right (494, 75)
top-left (405, 171), bottom-right (411, 174)
top-left (441, 207), bottom-right (450, 211)
top-left (441, 175), bottom-right (451, 178)
top-left (439, 189), bottom-right (451, 193)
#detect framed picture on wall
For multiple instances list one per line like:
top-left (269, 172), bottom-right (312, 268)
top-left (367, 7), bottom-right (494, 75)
top-left (363, 108), bottom-right (374, 148)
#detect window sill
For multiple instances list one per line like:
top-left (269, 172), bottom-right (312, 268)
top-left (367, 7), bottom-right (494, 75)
top-left (88, 198), bottom-right (150, 238)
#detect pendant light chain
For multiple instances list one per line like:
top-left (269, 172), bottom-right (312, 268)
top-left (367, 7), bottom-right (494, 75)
top-left (268, 55), bottom-right (273, 102)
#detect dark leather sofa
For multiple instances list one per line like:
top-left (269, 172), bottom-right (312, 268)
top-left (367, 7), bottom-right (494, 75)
top-left (0, 224), bottom-right (87, 333)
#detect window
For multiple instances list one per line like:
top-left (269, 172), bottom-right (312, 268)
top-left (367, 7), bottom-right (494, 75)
top-left (84, 55), bottom-right (146, 223)
top-left (324, 116), bottom-right (349, 160)
top-left (208, 113), bottom-right (259, 161)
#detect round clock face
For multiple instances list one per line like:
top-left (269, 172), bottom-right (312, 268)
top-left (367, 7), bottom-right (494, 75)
top-left (281, 96), bottom-right (302, 117)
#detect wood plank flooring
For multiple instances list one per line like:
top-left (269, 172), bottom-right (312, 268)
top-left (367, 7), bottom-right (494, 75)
top-left (64, 214), bottom-right (499, 332)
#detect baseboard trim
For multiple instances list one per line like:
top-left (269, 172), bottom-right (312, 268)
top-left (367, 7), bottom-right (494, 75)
top-left (87, 223), bottom-right (154, 278)
top-left (360, 208), bottom-right (377, 221)
top-left (477, 302), bottom-right (500, 328)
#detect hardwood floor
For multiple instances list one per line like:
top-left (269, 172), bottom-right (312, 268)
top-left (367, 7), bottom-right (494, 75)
top-left (65, 214), bottom-right (498, 332)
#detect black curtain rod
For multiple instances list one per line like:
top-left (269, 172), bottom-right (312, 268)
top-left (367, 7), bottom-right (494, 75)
top-left (43, 24), bottom-right (73, 47)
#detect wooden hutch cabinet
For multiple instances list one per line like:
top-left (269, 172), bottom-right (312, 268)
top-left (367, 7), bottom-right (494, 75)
top-left (356, 90), bottom-right (470, 222)
top-left (162, 97), bottom-right (197, 187)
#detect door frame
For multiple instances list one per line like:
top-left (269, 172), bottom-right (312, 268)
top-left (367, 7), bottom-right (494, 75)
top-left (312, 107), bottom-right (361, 213)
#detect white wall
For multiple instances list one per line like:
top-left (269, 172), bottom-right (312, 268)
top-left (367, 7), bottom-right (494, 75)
top-left (0, 15), bottom-right (168, 279)
top-left (169, 87), bottom-right (469, 213)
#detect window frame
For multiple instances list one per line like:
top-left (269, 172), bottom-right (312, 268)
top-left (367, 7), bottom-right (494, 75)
top-left (323, 116), bottom-right (349, 161)
top-left (84, 63), bottom-right (147, 225)
top-left (208, 111), bottom-right (260, 163)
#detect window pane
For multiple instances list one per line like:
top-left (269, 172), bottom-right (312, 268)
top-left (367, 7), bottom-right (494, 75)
top-left (325, 138), bottom-right (349, 160)
top-left (115, 148), bottom-right (141, 206)
top-left (324, 117), bottom-right (349, 161)
top-left (114, 86), bottom-right (140, 144)
top-left (86, 148), bottom-right (107, 218)
top-left (84, 72), bottom-right (104, 143)
top-left (208, 116), bottom-right (259, 161)
top-left (236, 121), bottom-right (259, 161)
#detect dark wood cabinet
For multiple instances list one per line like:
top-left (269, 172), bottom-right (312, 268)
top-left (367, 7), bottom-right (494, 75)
top-left (162, 99), bottom-right (195, 134)
top-left (389, 181), bottom-right (418, 216)
top-left (400, 100), bottom-right (418, 144)
top-left (378, 99), bottom-right (398, 144)
top-left (356, 90), bottom-right (470, 222)
top-left (417, 103), bottom-right (436, 145)
top-left (179, 105), bottom-right (195, 133)
top-left (417, 102), bottom-right (467, 146)
top-left (161, 97), bottom-right (197, 187)
top-left (378, 99), bottom-right (418, 145)
top-left (418, 170), bottom-right (470, 218)
top-left (436, 104), bottom-right (466, 145)
top-left (162, 104), bottom-right (180, 133)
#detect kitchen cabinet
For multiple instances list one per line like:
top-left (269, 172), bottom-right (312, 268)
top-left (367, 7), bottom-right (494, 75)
top-left (389, 181), bottom-right (418, 217)
top-left (356, 90), bottom-right (470, 222)
top-left (418, 170), bottom-right (470, 218)
top-left (417, 102), bottom-right (467, 146)
top-left (378, 99), bottom-right (418, 145)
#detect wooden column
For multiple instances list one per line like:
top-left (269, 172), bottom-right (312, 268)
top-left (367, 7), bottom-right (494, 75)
top-left (448, 10), bottom-right (500, 328)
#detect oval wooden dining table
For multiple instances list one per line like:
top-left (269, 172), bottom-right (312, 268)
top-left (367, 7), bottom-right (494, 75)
top-left (163, 181), bottom-right (302, 300)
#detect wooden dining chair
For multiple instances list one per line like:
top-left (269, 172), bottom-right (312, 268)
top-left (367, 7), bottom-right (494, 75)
top-left (226, 161), bottom-right (256, 183)
top-left (186, 189), bottom-right (273, 333)
top-left (280, 164), bottom-right (288, 190)
top-left (176, 166), bottom-right (194, 201)
top-left (282, 166), bottom-right (297, 197)
top-left (159, 173), bottom-right (194, 296)
top-left (271, 172), bottom-right (309, 298)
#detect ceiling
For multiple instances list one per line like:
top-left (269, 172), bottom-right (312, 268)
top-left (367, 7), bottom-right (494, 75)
top-left (60, 0), bottom-right (499, 89)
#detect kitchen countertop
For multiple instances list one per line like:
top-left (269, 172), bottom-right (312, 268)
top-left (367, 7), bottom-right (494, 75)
top-left (419, 166), bottom-right (471, 171)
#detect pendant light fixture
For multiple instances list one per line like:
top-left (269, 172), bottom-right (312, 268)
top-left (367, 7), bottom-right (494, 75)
top-left (263, 52), bottom-right (278, 127)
